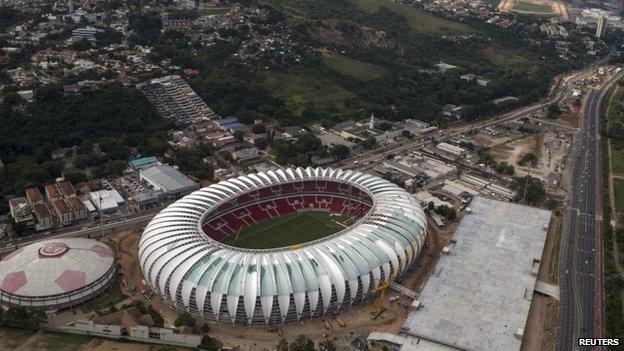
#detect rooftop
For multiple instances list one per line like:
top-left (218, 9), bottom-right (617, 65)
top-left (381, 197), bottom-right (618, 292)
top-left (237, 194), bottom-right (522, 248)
top-left (401, 197), bottom-right (551, 351)
top-left (25, 187), bottom-right (43, 202)
top-left (140, 164), bottom-right (198, 193)
top-left (0, 238), bottom-right (114, 298)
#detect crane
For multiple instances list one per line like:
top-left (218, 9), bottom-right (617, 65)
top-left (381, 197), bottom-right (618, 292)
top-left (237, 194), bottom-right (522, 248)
top-left (370, 279), bottom-right (392, 316)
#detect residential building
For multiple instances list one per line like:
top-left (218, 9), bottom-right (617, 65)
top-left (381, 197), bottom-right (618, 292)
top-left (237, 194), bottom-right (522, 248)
top-left (44, 184), bottom-right (62, 202)
top-left (67, 196), bottom-right (88, 220)
top-left (57, 181), bottom-right (76, 198)
top-left (32, 203), bottom-right (53, 231)
top-left (52, 199), bottom-right (74, 225)
top-left (25, 187), bottom-right (44, 205)
top-left (9, 197), bottom-right (34, 225)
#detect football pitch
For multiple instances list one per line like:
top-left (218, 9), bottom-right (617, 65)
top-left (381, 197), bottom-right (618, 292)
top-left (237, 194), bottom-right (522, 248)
top-left (222, 211), bottom-right (351, 249)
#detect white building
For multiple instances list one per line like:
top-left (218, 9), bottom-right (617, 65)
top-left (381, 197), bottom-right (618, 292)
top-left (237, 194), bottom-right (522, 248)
top-left (89, 189), bottom-right (125, 214)
top-left (140, 164), bottom-right (199, 199)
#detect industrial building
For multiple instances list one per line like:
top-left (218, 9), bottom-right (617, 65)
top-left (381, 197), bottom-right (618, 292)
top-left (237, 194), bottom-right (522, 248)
top-left (89, 189), bottom-right (125, 214)
top-left (401, 197), bottom-right (551, 350)
top-left (139, 164), bottom-right (199, 199)
top-left (0, 238), bottom-right (116, 310)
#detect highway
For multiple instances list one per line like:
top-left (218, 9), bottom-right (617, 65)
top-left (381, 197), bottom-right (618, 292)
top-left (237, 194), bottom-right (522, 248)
top-left (555, 72), bottom-right (620, 350)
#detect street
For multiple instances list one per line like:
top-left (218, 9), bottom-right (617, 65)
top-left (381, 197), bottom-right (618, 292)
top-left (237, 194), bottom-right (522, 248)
top-left (555, 72), bottom-right (619, 349)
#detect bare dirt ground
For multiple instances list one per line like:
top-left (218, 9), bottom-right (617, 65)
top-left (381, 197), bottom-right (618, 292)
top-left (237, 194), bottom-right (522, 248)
top-left (521, 214), bottom-right (561, 350)
top-left (521, 295), bottom-right (558, 351)
top-left (558, 102), bottom-right (581, 129)
top-left (539, 213), bottom-right (562, 284)
top-left (467, 131), bottom-right (519, 149)
top-left (108, 229), bottom-right (147, 299)
top-left (490, 131), bottom-right (569, 188)
top-left (0, 327), bottom-right (180, 351)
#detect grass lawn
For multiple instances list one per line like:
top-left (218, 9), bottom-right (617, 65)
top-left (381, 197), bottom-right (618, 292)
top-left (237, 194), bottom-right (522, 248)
top-left (324, 55), bottom-right (388, 81)
top-left (349, 0), bottom-right (475, 33)
top-left (262, 73), bottom-right (356, 117)
top-left (612, 148), bottom-right (624, 175)
top-left (39, 332), bottom-right (93, 351)
top-left (0, 327), bottom-right (36, 349)
top-left (78, 277), bottom-right (126, 312)
top-left (615, 179), bottom-right (624, 215)
top-left (511, 1), bottom-right (554, 15)
top-left (223, 211), bottom-right (350, 249)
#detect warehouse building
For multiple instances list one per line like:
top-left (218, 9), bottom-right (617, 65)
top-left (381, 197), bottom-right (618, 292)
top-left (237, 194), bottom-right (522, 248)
top-left (89, 190), bottom-right (125, 214)
top-left (139, 164), bottom-right (198, 199)
top-left (402, 197), bottom-right (551, 350)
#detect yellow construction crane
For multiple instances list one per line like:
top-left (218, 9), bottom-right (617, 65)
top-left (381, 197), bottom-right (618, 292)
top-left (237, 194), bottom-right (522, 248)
top-left (370, 280), bottom-right (391, 315)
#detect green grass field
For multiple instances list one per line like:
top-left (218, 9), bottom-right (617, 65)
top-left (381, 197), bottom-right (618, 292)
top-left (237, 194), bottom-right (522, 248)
top-left (324, 55), bottom-right (388, 81)
top-left (223, 211), bottom-right (350, 249)
top-left (511, 1), bottom-right (555, 15)
top-left (262, 73), bottom-right (356, 117)
top-left (349, 0), bottom-right (476, 33)
top-left (615, 179), bottom-right (624, 214)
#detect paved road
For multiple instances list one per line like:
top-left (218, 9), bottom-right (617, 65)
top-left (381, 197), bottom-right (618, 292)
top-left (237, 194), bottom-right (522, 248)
top-left (555, 73), bottom-right (619, 350)
top-left (0, 210), bottom-right (159, 254)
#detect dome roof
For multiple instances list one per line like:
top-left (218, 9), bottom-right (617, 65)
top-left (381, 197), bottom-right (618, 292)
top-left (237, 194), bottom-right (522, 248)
top-left (139, 167), bottom-right (427, 325)
top-left (0, 238), bottom-right (114, 298)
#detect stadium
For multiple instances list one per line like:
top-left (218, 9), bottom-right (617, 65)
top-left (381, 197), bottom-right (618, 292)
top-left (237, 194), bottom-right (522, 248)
top-left (139, 167), bottom-right (427, 325)
top-left (0, 238), bottom-right (116, 310)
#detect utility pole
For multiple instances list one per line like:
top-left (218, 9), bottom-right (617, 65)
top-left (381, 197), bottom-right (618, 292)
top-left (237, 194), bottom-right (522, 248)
top-left (522, 166), bottom-right (532, 204)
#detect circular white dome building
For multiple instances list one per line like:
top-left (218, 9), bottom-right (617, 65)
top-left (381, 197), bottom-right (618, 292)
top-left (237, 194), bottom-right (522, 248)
top-left (139, 167), bottom-right (426, 325)
top-left (0, 238), bottom-right (116, 310)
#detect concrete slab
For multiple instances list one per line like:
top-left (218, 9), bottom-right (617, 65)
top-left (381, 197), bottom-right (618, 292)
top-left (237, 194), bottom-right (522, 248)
top-left (401, 197), bottom-right (551, 351)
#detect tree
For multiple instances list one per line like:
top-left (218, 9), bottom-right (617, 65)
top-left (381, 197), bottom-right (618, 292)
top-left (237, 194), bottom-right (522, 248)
top-left (234, 130), bottom-right (244, 141)
top-left (330, 145), bottom-right (349, 160)
top-left (199, 336), bottom-right (223, 351)
top-left (377, 121), bottom-right (392, 131)
top-left (435, 205), bottom-right (456, 221)
top-left (546, 104), bottom-right (560, 119)
top-left (289, 335), bottom-right (315, 351)
top-left (64, 171), bottom-right (88, 184)
top-left (174, 312), bottom-right (196, 327)
top-left (319, 340), bottom-right (337, 351)
top-left (518, 153), bottom-right (537, 167)
top-left (251, 124), bottom-right (266, 134)
top-left (276, 338), bottom-right (289, 351)
top-left (512, 176), bottom-right (546, 204)
top-left (360, 137), bottom-right (377, 150)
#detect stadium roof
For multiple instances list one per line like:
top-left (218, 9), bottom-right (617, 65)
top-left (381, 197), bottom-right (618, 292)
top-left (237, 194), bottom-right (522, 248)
top-left (401, 197), bottom-right (551, 350)
top-left (140, 164), bottom-right (198, 194)
top-left (139, 167), bottom-right (427, 325)
top-left (0, 238), bottom-right (114, 298)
